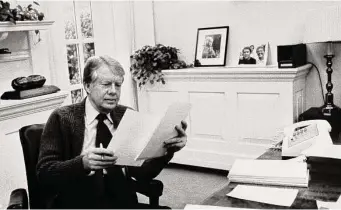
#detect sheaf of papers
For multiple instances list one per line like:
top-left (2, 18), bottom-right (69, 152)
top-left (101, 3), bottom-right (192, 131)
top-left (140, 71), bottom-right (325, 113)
top-left (226, 185), bottom-right (298, 207)
top-left (317, 195), bottom-right (341, 209)
top-left (316, 199), bottom-right (341, 209)
top-left (228, 159), bottom-right (309, 187)
top-left (107, 102), bottom-right (191, 166)
top-left (184, 204), bottom-right (246, 210)
top-left (136, 102), bottom-right (192, 160)
top-left (301, 144), bottom-right (341, 160)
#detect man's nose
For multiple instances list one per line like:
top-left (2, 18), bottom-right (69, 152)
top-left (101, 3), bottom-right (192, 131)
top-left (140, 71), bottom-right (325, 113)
top-left (107, 84), bottom-right (117, 94)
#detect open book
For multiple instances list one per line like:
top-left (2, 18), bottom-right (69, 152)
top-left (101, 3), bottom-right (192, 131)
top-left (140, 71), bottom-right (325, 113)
top-left (107, 102), bottom-right (191, 166)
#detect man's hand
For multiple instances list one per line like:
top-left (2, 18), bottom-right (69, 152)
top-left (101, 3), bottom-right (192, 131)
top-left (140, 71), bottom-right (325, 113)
top-left (164, 120), bottom-right (187, 153)
top-left (82, 147), bottom-right (117, 171)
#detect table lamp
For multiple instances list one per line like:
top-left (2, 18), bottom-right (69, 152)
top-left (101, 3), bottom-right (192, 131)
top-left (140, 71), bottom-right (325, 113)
top-left (303, 5), bottom-right (341, 117)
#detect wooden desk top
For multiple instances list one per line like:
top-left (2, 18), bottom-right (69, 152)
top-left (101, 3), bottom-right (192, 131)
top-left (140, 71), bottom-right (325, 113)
top-left (202, 148), bottom-right (341, 209)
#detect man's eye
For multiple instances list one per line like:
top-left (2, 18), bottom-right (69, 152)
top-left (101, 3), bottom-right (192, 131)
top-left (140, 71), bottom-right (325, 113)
top-left (115, 83), bottom-right (122, 87)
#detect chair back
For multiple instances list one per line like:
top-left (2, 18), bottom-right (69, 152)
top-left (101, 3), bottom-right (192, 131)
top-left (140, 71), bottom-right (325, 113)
top-left (19, 124), bottom-right (45, 209)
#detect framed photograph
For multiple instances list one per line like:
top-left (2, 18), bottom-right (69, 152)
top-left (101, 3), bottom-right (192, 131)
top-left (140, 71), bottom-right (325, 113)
top-left (194, 26), bottom-right (229, 67)
top-left (238, 43), bottom-right (269, 66)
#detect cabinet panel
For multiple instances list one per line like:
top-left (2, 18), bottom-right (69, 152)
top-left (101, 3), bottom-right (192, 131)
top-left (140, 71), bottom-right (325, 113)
top-left (236, 92), bottom-right (280, 142)
top-left (189, 92), bottom-right (226, 139)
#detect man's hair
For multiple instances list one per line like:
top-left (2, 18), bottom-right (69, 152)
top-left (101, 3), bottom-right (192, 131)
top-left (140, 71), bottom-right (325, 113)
top-left (83, 55), bottom-right (125, 85)
top-left (256, 45), bottom-right (265, 52)
top-left (242, 47), bottom-right (251, 53)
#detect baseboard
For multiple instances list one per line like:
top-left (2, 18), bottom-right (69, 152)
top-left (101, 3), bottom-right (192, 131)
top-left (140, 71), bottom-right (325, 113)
top-left (166, 162), bottom-right (228, 176)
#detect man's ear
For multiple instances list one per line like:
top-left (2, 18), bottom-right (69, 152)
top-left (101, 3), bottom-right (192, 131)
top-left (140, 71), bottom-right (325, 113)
top-left (84, 83), bottom-right (91, 94)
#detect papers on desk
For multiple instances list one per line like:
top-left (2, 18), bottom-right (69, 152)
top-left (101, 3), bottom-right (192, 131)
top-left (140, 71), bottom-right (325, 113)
top-left (184, 204), bottom-right (246, 210)
top-left (302, 144), bottom-right (341, 160)
top-left (315, 194), bottom-right (341, 209)
top-left (228, 159), bottom-right (309, 187)
top-left (226, 185), bottom-right (298, 207)
top-left (107, 102), bottom-right (191, 166)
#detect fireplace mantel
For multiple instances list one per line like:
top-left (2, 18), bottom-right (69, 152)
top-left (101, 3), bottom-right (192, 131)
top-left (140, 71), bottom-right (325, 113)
top-left (0, 91), bottom-right (68, 121)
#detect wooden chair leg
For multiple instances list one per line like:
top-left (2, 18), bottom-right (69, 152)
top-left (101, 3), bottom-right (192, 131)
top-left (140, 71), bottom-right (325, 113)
top-left (149, 196), bottom-right (159, 208)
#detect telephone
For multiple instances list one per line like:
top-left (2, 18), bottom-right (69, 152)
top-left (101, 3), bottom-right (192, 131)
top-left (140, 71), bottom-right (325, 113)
top-left (281, 120), bottom-right (332, 158)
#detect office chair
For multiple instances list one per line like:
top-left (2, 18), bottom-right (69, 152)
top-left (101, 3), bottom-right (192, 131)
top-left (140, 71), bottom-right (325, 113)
top-left (7, 124), bottom-right (164, 209)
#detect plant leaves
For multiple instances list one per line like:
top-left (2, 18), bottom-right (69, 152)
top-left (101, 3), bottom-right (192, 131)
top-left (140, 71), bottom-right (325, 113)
top-left (33, 1), bottom-right (40, 6)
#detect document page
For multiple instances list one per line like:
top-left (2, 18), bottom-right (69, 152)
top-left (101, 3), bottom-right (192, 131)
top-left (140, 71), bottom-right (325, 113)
top-left (136, 102), bottom-right (191, 160)
top-left (302, 144), bottom-right (341, 159)
top-left (107, 109), bottom-right (159, 166)
top-left (184, 204), bottom-right (246, 210)
top-left (226, 185), bottom-right (298, 207)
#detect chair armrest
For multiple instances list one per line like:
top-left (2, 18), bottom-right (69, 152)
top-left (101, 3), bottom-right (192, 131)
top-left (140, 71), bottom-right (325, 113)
top-left (7, 189), bottom-right (28, 209)
top-left (131, 178), bottom-right (164, 198)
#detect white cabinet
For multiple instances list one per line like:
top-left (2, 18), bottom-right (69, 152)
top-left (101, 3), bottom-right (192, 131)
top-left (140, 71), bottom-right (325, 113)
top-left (137, 64), bottom-right (311, 170)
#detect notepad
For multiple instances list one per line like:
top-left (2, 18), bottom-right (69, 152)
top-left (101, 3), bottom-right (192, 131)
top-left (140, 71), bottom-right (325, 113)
top-left (228, 159), bottom-right (309, 187)
top-left (107, 102), bottom-right (191, 166)
top-left (226, 185), bottom-right (298, 207)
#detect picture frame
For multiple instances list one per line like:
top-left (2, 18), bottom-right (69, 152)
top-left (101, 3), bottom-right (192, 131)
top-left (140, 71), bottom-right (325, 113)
top-left (194, 26), bottom-right (229, 67)
top-left (238, 43), bottom-right (269, 66)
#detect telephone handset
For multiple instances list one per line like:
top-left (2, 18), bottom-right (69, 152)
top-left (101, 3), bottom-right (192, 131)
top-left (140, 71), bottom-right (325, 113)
top-left (281, 120), bottom-right (332, 158)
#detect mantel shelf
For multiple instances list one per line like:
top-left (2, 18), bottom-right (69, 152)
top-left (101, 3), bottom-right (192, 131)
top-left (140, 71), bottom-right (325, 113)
top-left (0, 20), bottom-right (54, 32)
top-left (0, 91), bottom-right (68, 121)
top-left (157, 64), bottom-right (312, 82)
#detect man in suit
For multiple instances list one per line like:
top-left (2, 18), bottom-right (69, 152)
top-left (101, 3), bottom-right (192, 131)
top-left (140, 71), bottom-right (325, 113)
top-left (36, 55), bottom-right (187, 209)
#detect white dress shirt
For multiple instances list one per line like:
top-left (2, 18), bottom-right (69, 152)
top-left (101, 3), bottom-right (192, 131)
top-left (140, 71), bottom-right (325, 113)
top-left (81, 98), bottom-right (115, 154)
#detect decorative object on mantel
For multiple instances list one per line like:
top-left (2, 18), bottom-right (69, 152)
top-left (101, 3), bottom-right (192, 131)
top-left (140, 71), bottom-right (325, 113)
top-left (1, 75), bottom-right (60, 100)
top-left (0, 1), bottom-right (44, 23)
top-left (194, 26), bottom-right (229, 67)
top-left (11, 75), bottom-right (46, 91)
top-left (0, 0), bottom-right (45, 47)
top-left (238, 42), bottom-right (269, 66)
top-left (130, 44), bottom-right (193, 87)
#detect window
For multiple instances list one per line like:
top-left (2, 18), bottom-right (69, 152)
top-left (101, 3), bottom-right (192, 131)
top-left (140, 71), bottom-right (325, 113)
top-left (63, 1), bottom-right (95, 103)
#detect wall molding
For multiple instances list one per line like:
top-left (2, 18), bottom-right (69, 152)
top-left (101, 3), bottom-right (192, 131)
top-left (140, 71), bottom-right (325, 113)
top-left (0, 91), bottom-right (68, 121)
top-left (159, 64), bottom-right (312, 82)
top-left (0, 50), bottom-right (30, 63)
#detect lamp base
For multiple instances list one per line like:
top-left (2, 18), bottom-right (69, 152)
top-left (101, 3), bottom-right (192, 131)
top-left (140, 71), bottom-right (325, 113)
top-left (299, 106), bottom-right (341, 145)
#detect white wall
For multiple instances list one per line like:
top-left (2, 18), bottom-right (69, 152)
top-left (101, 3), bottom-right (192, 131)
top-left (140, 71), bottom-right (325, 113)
top-left (152, 1), bottom-right (341, 110)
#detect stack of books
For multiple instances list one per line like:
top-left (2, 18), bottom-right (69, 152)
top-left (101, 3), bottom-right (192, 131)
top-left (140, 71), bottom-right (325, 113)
top-left (228, 159), bottom-right (309, 187)
top-left (302, 145), bottom-right (341, 183)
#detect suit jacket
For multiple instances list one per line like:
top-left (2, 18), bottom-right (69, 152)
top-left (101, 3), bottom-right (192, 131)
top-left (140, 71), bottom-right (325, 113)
top-left (36, 99), bottom-right (173, 208)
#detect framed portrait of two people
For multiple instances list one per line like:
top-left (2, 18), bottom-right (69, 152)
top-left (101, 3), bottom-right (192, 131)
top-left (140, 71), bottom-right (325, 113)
top-left (238, 43), bottom-right (269, 66)
top-left (194, 26), bottom-right (229, 67)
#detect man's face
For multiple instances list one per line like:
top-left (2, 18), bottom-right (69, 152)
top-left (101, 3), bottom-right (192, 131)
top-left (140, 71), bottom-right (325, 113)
top-left (243, 49), bottom-right (251, 59)
top-left (85, 66), bottom-right (124, 113)
top-left (257, 48), bottom-right (265, 60)
top-left (206, 38), bottom-right (213, 47)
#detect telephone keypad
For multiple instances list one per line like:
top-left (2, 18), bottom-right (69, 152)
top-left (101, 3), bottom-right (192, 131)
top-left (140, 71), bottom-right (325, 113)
top-left (289, 124), bottom-right (319, 147)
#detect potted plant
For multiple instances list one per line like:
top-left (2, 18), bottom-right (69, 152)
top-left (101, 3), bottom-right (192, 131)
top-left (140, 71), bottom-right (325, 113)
top-left (130, 44), bottom-right (192, 88)
top-left (0, 1), bottom-right (45, 44)
top-left (0, 1), bottom-right (44, 23)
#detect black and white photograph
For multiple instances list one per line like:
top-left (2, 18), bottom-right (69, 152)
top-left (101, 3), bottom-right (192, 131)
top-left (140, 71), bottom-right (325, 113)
top-left (1, 1), bottom-right (341, 210)
top-left (238, 43), bottom-right (268, 66)
top-left (194, 26), bottom-right (229, 66)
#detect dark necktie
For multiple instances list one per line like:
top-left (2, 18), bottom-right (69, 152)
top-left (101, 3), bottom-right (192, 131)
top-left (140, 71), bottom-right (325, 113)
top-left (95, 113), bottom-right (112, 148)
top-left (93, 114), bottom-right (112, 200)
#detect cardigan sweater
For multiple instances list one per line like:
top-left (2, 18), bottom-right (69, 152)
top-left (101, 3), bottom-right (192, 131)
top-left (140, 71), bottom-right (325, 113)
top-left (36, 99), bottom-right (173, 208)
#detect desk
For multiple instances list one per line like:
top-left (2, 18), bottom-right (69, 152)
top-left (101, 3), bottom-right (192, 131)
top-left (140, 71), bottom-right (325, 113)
top-left (202, 149), bottom-right (341, 209)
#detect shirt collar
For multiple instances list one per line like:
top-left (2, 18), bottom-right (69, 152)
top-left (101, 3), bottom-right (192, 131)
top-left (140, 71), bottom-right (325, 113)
top-left (85, 97), bottom-right (113, 125)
